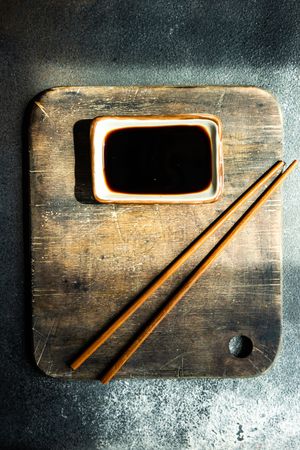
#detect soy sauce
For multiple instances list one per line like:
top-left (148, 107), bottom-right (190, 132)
top-left (104, 125), bottom-right (212, 194)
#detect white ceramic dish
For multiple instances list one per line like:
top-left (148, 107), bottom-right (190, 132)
top-left (91, 115), bottom-right (223, 204)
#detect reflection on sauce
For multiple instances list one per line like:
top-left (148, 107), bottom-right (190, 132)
top-left (104, 125), bottom-right (212, 194)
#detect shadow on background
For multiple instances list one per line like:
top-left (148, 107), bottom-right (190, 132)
top-left (0, 0), bottom-right (297, 69)
top-left (73, 119), bottom-right (96, 204)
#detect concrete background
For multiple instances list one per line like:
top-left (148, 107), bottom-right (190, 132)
top-left (0, 1), bottom-right (299, 448)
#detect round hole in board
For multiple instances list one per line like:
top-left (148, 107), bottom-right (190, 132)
top-left (229, 335), bottom-right (253, 358)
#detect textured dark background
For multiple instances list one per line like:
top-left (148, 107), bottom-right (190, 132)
top-left (0, 1), bottom-right (299, 449)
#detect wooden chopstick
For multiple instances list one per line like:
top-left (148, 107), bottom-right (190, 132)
top-left (71, 160), bottom-right (284, 371)
top-left (100, 160), bottom-right (298, 383)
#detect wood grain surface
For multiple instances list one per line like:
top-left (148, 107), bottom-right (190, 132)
top-left (29, 86), bottom-right (283, 380)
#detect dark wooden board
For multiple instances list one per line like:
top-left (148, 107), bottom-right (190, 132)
top-left (29, 86), bottom-right (283, 380)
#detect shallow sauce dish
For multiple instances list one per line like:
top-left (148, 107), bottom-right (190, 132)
top-left (90, 115), bottom-right (223, 204)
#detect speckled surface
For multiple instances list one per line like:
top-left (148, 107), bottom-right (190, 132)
top-left (0, 1), bottom-right (299, 449)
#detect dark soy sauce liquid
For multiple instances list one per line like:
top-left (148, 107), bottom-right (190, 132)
top-left (104, 125), bottom-right (212, 194)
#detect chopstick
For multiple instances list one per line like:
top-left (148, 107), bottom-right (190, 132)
top-left (71, 160), bottom-right (284, 371)
top-left (100, 160), bottom-right (297, 383)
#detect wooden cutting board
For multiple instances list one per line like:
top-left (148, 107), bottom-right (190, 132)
top-left (29, 86), bottom-right (283, 380)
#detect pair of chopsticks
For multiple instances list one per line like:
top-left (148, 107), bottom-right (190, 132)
top-left (71, 160), bottom-right (297, 383)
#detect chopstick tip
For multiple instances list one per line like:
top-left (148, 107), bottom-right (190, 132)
top-left (100, 376), bottom-right (110, 385)
top-left (70, 362), bottom-right (78, 371)
top-left (287, 160), bottom-right (298, 170)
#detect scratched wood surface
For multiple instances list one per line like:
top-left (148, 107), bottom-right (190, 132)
top-left (29, 86), bottom-right (283, 380)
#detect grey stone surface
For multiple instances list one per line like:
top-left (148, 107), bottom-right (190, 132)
top-left (0, 1), bottom-right (299, 449)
